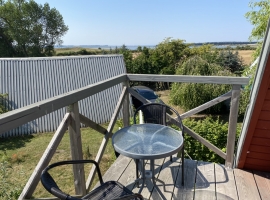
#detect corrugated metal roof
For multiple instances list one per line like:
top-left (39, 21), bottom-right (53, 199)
top-left (0, 55), bottom-right (126, 137)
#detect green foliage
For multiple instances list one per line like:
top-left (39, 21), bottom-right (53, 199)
top-left (217, 50), bottom-right (245, 74)
top-left (0, 152), bottom-right (23, 200)
top-left (234, 45), bottom-right (256, 50)
top-left (239, 63), bottom-right (258, 116)
top-left (170, 56), bottom-right (233, 114)
top-left (0, 93), bottom-right (8, 114)
top-left (130, 38), bottom-right (190, 75)
top-left (245, 0), bottom-right (270, 58)
top-left (152, 38), bottom-right (191, 75)
top-left (183, 117), bottom-right (241, 163)
top-left (129, 38), bottom-right (191, 89)
top-left (56, 49), bottom-right (97, 56)
top-left (0, 0), bottom-right (68, 57)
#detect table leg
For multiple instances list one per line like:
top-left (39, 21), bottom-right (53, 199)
top-left (138, 159), bottom-right (145, 194)
top-left (150, 159), bottom-right (166, 200)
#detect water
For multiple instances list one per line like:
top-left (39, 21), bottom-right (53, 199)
top-left (54, 45), bottom-right (156, 50)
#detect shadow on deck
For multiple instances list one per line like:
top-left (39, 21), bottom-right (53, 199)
top-left (99, 155), bottom-right (270, 200)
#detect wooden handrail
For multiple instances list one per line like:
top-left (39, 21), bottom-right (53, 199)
top-left (127, 74), bottom-right (249, 85)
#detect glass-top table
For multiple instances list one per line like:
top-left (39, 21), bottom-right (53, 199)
top-left (112, 123), bottom-right (183, 199)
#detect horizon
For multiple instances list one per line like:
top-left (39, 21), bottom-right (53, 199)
top-left (56, 41), bottom-right (257, 47)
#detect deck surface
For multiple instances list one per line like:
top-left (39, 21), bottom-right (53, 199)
top-left (100, 155), bottom-right (270, 200)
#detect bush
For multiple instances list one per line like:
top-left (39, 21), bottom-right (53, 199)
top-left (239, 63), bottom-right (257, 117)
top-left (0, 94), bottom-right (8, 114)
top-left (217, 50), bottom-right (245, 74)
top-left (170, 56), bottom-right (233, 114)
top-left (182, 117), bottom-right (241, 163)
top-left (0, 151), bottom-right (23, 200)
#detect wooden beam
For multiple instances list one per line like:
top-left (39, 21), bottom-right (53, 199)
top-left (122, 83), bottom-right (130, 127)
top-left (127, 74), bottom-right (249, 85)
top-left (18, 113), bottom-right (70, 200)
top-left (181, 91), bottom-right (232, 119)
top-left (79, 114), bottom-right (107, 134)
top-left (67, 103), bottom-right (86, 195)
top-left (225, 85), bottom-right (241, 168)
top-left (0, 74), bottom-right (127, 135)
top-left (86, 86), bottom-right (127, 191)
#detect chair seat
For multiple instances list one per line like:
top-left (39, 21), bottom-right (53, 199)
top-left (82, 181), bottom-right (133, 200)
top-left (40, 160), bottom-right (143, 200)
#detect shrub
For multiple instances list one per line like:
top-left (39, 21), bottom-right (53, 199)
top-left (0, 160), bottom-right (23, 199)
top-left (170, 56), bottom-right (233, 114)
top-left (0, 93), bottom-right (8, 114)
top-left (239, 63), bottom-right (258, 117)
top-left (182, 117), bottom-right (241, 163)
top-left (217, 50), bottom-right (245, 74)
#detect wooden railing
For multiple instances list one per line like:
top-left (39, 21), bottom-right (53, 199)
top-left (0, 74), bottom-right (249, 199)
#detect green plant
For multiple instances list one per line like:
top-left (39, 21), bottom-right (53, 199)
top-left (182, 117), bottom-right (241, 163)
top-left (245, 0), bottom-right (270, 58)
top-left (0, 93), bottom-right (8, 114)
top-left (217, 50), bottom-right (245, 74)
top-left (170, 56), bottom-right (233, 114)
top-left (0, 0), bottom-right (68, 57)
top-left (239, 63), bottom-right (258, 117)
top-left (83, 145), bottom-right (92, 159)
top-left (0, 161), bottom-right (23, 199)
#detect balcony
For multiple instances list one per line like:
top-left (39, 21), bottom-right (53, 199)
top-left (1, 69), bottom-right (269, 200)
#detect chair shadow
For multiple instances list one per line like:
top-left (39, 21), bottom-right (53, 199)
top-left (125, 158), bottom-right (235, 200)
top-left (158, 159), bottom-right (233, 200)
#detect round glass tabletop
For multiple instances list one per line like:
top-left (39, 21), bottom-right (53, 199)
top-left (112, 124), bottom-right (183, 159)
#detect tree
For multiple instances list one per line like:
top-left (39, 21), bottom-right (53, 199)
top-left (150, 38), bottom-right (191, 75)
top-left (245, 0), bottom-right (270, 58)
top-left (170, 55), bottom-right (234, 114)
top-left (217, 50), bottom-right (244, 74)
top-left (0, 0), bottom-right (68, 57)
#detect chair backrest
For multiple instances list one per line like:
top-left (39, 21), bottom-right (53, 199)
top-left (133, 103), bottom-right (184, 132)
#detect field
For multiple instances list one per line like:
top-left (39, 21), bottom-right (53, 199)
top-left (237, 50), bottom-right (254, 65)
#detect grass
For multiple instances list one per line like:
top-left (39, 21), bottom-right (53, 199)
top-left (0, 124), bottom-right (119, 199)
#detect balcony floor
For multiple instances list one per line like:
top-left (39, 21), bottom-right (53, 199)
top-left (100, 155), bottom-right (270, 200)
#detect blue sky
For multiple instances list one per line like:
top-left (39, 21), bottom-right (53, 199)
top-left (35, 0), bottom-right (254, 46)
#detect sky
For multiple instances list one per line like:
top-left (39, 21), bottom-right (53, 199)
top-left (35, 0), bottom-right (254, 46)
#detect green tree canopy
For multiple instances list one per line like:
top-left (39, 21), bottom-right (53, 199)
top-left (170, 55), bottom-right (234, 114)
top-left (0, 0), bottom-right (68, 57)
top-left (245, 0), bottom-right (270, 58)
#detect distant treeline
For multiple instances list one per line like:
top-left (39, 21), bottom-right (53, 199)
top-left (191, 41), bottom-right (257, 46)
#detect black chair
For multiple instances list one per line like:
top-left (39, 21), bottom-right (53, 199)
top-left (41, 160), bottom-right (143, 200)
top-left (133, 103), bottom-right (184, 185)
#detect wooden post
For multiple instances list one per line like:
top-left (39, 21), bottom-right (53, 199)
top-left (225, 85), bottom-right (241, 168)
top-left (122, 81), bottom-right (130, 127)
top-left (67, 102), bottom-right (86, 195)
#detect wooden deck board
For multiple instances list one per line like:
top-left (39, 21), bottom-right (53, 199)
top-left (173, 159), bottom-right (196, 200)
top-left (150, 156), bottom-right (180, 200)
top-left (253, 170), bottom-right (270, 200)
top-left (215, 164), bottom-right (238, 200)
top-left (234, 168), bottom-right (261, 200)
top-left (100, 156), bottom-right (270, 200)
top-left (194, 161), bottom-right (216, 200)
